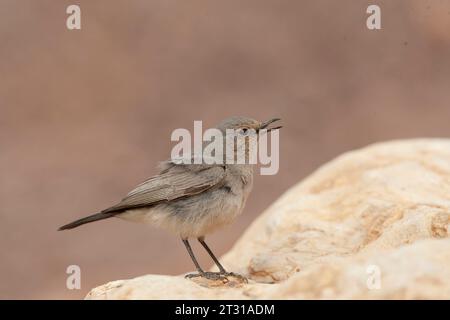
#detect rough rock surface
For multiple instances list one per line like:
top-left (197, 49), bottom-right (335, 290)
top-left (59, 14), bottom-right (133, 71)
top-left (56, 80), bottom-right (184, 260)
top-left (86, 139), bottom-right (450, 299)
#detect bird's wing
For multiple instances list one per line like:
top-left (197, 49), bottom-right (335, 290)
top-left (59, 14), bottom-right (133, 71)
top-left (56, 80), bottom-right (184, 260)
top-left (102, 164), bottom-right (226, 214)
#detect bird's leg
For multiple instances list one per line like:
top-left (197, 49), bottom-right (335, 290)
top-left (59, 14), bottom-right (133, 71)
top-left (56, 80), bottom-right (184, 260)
top-left (182, 239), bottom-right (203, 274)
top-left (197, 237), bottom-right (226, 273)
top-left (198, 237), bottom-right (248, 283)
top-left (182, 238), bottom-right (228, 281)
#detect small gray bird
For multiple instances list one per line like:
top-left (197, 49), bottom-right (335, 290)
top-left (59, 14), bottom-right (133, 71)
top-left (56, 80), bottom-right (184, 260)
top-left (59, 116), bottom-right (281, 281)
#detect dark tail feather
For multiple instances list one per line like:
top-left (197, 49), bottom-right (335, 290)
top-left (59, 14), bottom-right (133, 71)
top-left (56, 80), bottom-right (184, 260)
top-left (58, 212), bottom-right (113, 230)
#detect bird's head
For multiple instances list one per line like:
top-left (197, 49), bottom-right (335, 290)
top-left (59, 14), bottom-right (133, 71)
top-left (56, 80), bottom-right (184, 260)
top-left (215, 116), bottom-right (282, 164)
top-left (216, 116), bottom-right (282, 134)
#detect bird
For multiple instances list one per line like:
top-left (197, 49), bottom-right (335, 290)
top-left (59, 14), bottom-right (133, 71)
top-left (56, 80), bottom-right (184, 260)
top-left (58, 116), bottom-right (282, 281)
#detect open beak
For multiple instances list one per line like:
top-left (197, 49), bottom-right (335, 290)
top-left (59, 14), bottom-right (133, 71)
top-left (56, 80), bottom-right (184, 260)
top-left (260, 118), bottom-right (282, 132)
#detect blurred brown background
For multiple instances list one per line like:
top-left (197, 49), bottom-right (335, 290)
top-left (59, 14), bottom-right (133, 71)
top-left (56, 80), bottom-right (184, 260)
top-left (1, 0), bottom-right (450, 299)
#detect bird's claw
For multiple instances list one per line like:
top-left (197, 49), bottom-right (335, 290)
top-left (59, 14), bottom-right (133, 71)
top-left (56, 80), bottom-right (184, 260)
top-left (220, 272), bottom-right (248, 283)
top-left (185, 271), bottom-right (230, 282)
top-left (185, 271), bottom-right (248, 283)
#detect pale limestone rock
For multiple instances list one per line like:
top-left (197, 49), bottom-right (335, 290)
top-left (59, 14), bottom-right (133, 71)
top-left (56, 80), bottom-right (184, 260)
top-left (86, 139), bottom-right (450, 299)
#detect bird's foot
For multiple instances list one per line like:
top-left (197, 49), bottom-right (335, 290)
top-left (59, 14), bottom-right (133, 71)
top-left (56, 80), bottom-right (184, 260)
top-left (185, 271), bottom-right (230, 282)
top-left (219, 271), bottom-right (248, 283)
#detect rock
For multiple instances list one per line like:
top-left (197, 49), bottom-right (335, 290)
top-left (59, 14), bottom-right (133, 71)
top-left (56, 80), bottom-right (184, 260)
top-left (86, 139), bottom-right (450, 299)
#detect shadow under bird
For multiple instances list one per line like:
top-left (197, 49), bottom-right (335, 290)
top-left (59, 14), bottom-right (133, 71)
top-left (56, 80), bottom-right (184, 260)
top-left (59, 116), bottom-right (282, 281)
